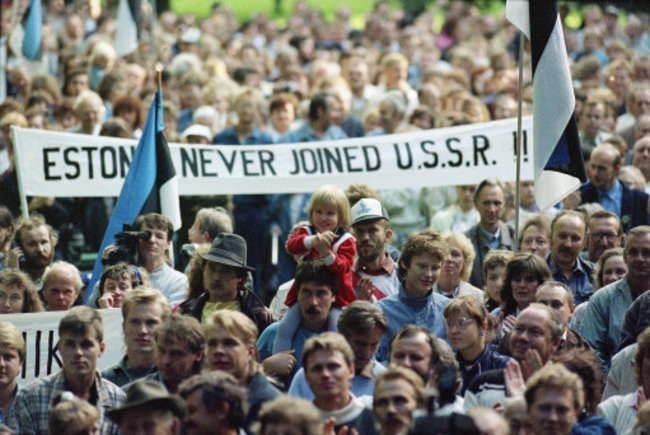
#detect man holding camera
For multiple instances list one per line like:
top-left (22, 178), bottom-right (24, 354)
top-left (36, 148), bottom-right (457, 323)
top-left (133, 213), bottom-right (187, 306)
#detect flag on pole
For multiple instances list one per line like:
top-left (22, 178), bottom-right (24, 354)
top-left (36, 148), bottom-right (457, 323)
top-left (85, 88), bottom-right (181, 302)
top-left (22, 0), bottom-right (42, 60)
top-left (114, 0), bottom-right (138, 57)
top-left (506, 0), bottom-right (586, 210)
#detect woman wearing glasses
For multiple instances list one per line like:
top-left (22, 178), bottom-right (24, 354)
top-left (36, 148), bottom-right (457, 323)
top-left (443, 295), bottom-right (511, 394)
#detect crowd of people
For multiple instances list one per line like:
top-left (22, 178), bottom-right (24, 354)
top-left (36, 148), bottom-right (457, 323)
top-left (0, 0), bottom-right (649, 434)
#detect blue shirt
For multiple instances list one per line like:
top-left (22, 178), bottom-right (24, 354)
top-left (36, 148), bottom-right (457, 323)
top-left (282, 122), bottom-right (347, 143)
top-left (256, 322), bottom-right (325, 384)
top-left (597, 179), bottom-right (623, 217)
top-left (212, 126), bottom-right (273, 145)
top-left (375, 283), bottom-right (450, 363)
top-left (548, 256), bottom-right (594, 305)
top-left (480, 225), bottom-right (501, 250)
top-left (288, 361), bottom-right (386, 400)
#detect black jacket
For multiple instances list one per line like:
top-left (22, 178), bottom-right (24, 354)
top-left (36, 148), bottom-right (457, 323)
top-left (177, 289), bottom-right (274, 334)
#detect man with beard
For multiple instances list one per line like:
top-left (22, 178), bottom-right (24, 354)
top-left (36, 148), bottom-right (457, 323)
top-left (7, 215), bottom-right (55, 286)
top-left (101, 287), bottom-right (171, 387)
top-left (373, 366), bottom-right (424, 435)
top-left (41, 261), bottom-right (83, 311)
top-left (349, 198), bottom-right (399, 301)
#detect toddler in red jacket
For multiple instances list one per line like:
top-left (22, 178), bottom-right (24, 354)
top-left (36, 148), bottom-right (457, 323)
top-left (284, 184), bottom-right (357, 307)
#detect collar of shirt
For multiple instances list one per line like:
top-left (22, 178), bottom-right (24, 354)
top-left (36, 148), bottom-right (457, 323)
top-left (433, 281), bottom-right (459, 299)
top-left (359, 360), bottom-right (376, 379)
top-left (480, 225), bottom-right (501, 247)
top-left (597, 179), bottom-right (623, 214)
top-left (353, 253), bottom-right (395, 276)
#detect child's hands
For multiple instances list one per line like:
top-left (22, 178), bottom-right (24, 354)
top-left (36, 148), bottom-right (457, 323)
top-left (312, 231), bottom-right (336, 257)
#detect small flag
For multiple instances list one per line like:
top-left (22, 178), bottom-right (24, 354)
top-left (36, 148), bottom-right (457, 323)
top-left (506, 0), bottom-right (586, 210)
top-left (114, 0), bottom-right (138, 57)
top-left (22, 0), bottom-right (42, 60)
top-left (85, 88), bottom-right (181, 302)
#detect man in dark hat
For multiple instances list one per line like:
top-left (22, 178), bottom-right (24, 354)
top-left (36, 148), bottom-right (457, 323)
top-left (108, 379), bottom-right (186, 435)
top-left (177, 233), bottom-right (273, 333)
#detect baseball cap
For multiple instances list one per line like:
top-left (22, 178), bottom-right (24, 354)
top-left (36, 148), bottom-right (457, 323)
top-left (350, 198), bottom-right (390, 225)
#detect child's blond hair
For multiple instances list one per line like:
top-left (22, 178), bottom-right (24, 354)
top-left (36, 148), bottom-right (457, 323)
top-left (307, 184), bottom-right (351, 229)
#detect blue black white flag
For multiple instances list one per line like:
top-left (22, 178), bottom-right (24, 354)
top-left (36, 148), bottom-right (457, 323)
top-left (85, 88), bottom-right (180, 302)
top-left (506, 0), bottom-right (586, 210)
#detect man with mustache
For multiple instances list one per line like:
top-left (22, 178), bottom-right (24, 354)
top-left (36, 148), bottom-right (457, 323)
top-left (546, 210), bottom-right (595, 305)
top-left (7, 215), bottom-right (55, 286)
top-left (580, 226), bottom-right (650, 377)
top-left (257, 259), bottom-right (340, 386)
top-left (101, 287), bottom-right (170, 387)
top-left (349, 198), bottom-right (399, 301)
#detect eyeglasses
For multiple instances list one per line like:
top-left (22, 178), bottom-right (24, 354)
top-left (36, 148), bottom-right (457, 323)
top-left (590, 232), bottom-right (619, 241)
top-left (444, 318), bottom-right (475, 330)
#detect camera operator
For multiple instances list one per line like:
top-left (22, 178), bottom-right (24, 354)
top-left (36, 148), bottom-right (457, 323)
top-left (88, 213), bottom-right (188, 307)
top-left (129, 213), bottom-right (187, 307)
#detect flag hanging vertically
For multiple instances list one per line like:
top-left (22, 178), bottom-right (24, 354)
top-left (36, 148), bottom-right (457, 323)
top-left (506, 0), bottom-right (586, 210)
top-left (114, 0), bottom-right (138, 57)
top-left (22, 0), bottom-right (42, 60)
top-left (85, 88), bottom-right (181, 302)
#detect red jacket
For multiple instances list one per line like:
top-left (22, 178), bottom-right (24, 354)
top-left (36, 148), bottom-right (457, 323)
top-left (284, 225), bottom-right (357, 306)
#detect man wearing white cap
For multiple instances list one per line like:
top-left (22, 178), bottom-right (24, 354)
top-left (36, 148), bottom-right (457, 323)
top-left (350, 198), bottom-right (399, 301)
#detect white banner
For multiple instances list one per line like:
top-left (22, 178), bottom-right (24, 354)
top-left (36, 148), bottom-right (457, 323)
top-left (13, 117), bottom-right (534, 197)
top-left (2, 309), bottom-right (123, 386)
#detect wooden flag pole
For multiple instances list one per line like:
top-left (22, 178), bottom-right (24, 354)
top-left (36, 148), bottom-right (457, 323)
top-left (156, 63), bottom-right (163, 89)
top-left (514, 31), bottom-right (525, 252)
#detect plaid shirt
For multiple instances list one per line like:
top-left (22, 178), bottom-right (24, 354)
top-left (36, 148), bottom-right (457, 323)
top-left (10, 371), bottom-right (124, 434)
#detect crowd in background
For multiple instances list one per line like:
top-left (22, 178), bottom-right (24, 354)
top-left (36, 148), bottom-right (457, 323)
top-left (0, 0), bottom-right (649, 434)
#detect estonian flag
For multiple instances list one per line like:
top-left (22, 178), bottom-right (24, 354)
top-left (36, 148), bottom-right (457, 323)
top-left (114, 0), bottom-right (138, 58)
top-left (85, 88), bottom-right (181, 302)
top-left (22, 0), bottom-right (42, 60)
top-left (506, 0), bottom-right (586, 210)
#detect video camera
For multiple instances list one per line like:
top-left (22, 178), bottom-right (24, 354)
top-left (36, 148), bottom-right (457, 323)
top-left (103, 224), bottom-right (151, 266)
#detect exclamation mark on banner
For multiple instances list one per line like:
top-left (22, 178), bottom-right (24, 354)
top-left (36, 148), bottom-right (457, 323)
top-left (513, 130), bottom-right (529, 162)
